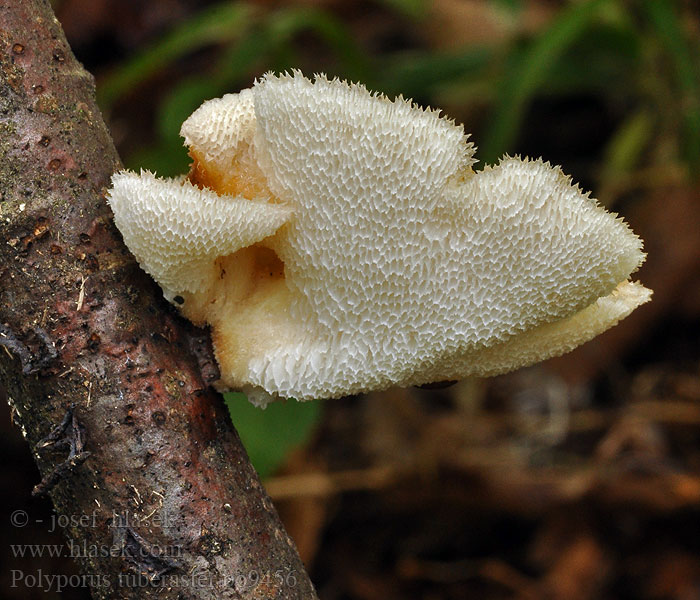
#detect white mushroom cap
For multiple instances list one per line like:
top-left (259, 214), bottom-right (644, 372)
top-left (107, 71), bottom-right (651, 405)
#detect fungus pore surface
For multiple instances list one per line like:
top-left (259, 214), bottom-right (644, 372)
top-left (107, 72), bottom-right (651, 406)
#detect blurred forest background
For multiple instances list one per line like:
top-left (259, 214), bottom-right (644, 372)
top-left (2, 0), bottom-right (700, 598)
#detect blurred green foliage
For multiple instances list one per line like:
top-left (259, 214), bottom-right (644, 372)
top-left (223, 393), bottom-right (321, 479)
top-left (641, 0), bottom-right (700, 167)
top-left (97, 0), bottom-right (699, 477)
top-left (100, 0), bottom-right (699, 177)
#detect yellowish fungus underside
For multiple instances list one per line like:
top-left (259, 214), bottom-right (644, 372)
top-left (184, 153), bottom-right (299, 386)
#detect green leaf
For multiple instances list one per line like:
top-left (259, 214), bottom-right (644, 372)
top-left (157, 79), bottom-right (221, 143)
top-left (224, 392), bottom-right (322, 479)
top-left (480, 0), bottom-right (611, 163)
top-left (265, 7), bottom-right (373, 83)
top-left (489, 0), bottom-right (524, 14)
top-left (374, 0), bottom-right (428, 19)
top-left (97, 1), bottom-right (254, 110)
top-left (531, 23), bottom-right (639, 96)
top-left (601, 108), bottom-right (654, 180)
top-left (125, 143), bottom-right (190, 177)
top-left (642, 0), bottom-right (700, 168)
top-left (382, 47), bottom-right (494, 100)
top-left (213, 27), bottom-right (273, 86)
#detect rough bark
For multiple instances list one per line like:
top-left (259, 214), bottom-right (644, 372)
top-left (0, 2), bottom-right (317, 598)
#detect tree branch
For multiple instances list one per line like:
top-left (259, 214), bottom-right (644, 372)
top-left (0, 1), bottom-right (317, 598)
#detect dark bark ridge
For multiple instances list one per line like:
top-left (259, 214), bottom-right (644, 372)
top-left (0, 1), bottom-right (317, 598)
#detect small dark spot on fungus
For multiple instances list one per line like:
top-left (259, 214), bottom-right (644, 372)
top-left (151, 411), bottom-right (166, 426)
top-left (38, 135), bottom-right (50, 147)
top-left (12, 43), bottom-right (24, 55)
top-left (48, 158), bottom-right (61, 171)
top-left (52, 48), bottom-right (65, 63)
top-left (173, 295), bottom-right (184, 305)
top-left (418, 380), bottom-right (458, 390)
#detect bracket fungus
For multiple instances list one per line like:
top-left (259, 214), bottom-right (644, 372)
top-left (108, 72), bottom-right (651, 406)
